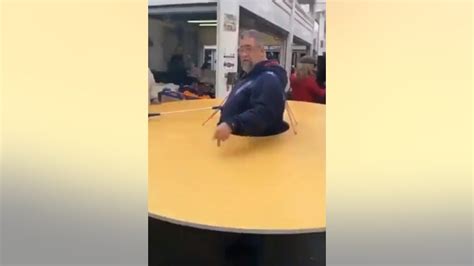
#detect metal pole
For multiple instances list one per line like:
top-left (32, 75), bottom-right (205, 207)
top-left (285, 0), bottom-right (297, 91)
top-left (148, 106), bottom-right (221, 117)
top-left (310, 0), bottom-right (317, 56)
top-left (318, 11), bottom-right (325, 56)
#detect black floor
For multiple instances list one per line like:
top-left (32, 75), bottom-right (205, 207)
top-left (149, 217), bottom-right (325, 266)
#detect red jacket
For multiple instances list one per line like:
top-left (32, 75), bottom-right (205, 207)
top-left (290, 74), bottom-right (325, 103)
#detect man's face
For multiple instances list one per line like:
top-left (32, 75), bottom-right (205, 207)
top-left (239, 36), bottom-right (264, 73)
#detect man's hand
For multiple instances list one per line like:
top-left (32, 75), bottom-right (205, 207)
top-left (213, 122), bottom-right (232, 147)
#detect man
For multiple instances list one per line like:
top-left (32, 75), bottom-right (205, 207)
top-left (148, 68), bottom-right (157, 103)
top-left (148, 38), bottom-right (157, 103)
top-left (213, 29), bottom-right (289, 145)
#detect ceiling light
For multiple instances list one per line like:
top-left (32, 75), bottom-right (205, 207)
top-left (188, 20), bottom-right (217, 24)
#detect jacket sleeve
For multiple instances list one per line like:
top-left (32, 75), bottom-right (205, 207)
top-left (224, 73), bottom-right (285, 136)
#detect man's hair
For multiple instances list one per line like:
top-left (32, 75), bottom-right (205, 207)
top-left (240, 29), bottom-right (266, 48)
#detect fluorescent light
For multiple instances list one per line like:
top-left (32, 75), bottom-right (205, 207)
top-left (187, 20), bottom-right (217, 24)
top-left (199, 23), bottom-right (217, 27)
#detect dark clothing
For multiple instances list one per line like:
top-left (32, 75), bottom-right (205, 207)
top-left (219, 60), bottom-right (288, 136)
top-left (167, 54), bottom-right (187, 85)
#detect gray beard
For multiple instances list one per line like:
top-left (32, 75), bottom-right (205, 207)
top-left (241, 61), bottom-right (254, 73)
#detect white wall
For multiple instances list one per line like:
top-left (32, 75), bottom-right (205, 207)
top-left (293, 18), bottom-right (313, 44)
top-left (239, 0), bottom-right (313, 44)
top-left (148, 0), bottom-right (216, 6)
top-left (216, 0), bottom-right (240, 98)
top-left (317, 11), bottom-right (325, 55)
top-left (293, 1), bottom-right (314, 44)
top-left (239, 0), bottom-right (290, 33)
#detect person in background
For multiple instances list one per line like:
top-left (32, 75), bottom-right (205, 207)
top-left (148, 68), bottom-right (157, 103)
top-left (289, 55), bottom-right (325, 103)
top-left (199, 62), bottom-right (216, 85)
top-left (316, 53), bottom-right (326, 104)
top-left (148, 37), bottom-right (157, 103)
top-left (167, 47), bottom-right (187, 85)
top-left (188, 62), bottom-right (201, 80)
top-left (213, 29), bottom-right (288, 145)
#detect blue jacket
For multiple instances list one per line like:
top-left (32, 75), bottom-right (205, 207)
top-left (219, 60), bottom-right (289, 136)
